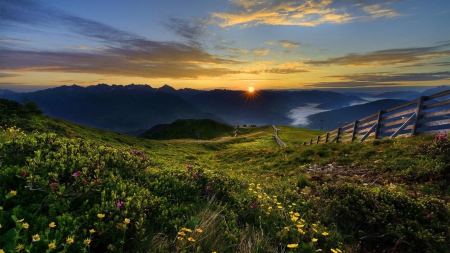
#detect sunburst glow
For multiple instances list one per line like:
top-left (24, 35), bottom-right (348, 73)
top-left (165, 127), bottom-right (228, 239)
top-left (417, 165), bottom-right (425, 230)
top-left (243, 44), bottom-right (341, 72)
top-left (248, 87), bottom-right (255, 93)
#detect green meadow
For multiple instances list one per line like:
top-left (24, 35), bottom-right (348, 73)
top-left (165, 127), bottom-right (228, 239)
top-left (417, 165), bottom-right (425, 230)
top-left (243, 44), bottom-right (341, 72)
top-left (1, 100), bottom-right (449, 252)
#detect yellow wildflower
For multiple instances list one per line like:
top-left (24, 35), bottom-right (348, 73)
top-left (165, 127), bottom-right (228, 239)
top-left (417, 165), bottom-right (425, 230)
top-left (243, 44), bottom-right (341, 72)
top-left (294, 212), bottom-right (300, 217)
top-left (107, 244), bottom-right (115, 251)
top-left (187, 237), bottom-right (196, 242)
top-left (89, 229), bottom-right (96, 234)
top-left (0, 249), bottom-right (4, 253)
top-left (331, 249), bottom-right (338, 253)
top-left (16, 244), bottom-right (25, 251)
top-left (322, 231), bottom-right (329, 236)
top-left (0, 224), bottom-right (2, 228)
top-left (289, 211), bottom-right (294, 215)
top-left (49, 222), bottom-right (56, 228)
top-left (83, 238), bottom-right (91, 245)
top-left (22, 223), bottom-right (29, 229)
top-left (312, 223), bottom-right (317, 227)
top-left (296, 224), bottom-right (304, 228)
top-left (196, 228), bottom-right (203, 233)
top-left (313, 228), bottom-right (318, 233)
top-left (124, 218), bottom-right (130, 224)
top-left (298, 229), bottom-right (305, 234)
top-left (48, 242), bottom-right (56, 250)
top-left (287, 244), bottom-right (298, 248)
top-left (311, 238), bottom-right (318, 243)
top-left (177, 236), bottom-right (184, 241)
top-left (336, 249), bottom-right (342, 253)
top-left (66, 237), bottom-right (74, 244)
top-left (18, 219), bottom-right (24, 223)
top-left (97, 213), bottom-right (105, 219)
top-left (277, 206), bottom-right (283, 209)
top-left (32, 234), bottom-right (40, 242)
top-left (10, 190), bottom-right (17, 196)
top-left (178, 231), bottom-right (186, 236)
top-left (181, 228), bottom-right (192, 233)
top-left (284, 226), bottom-right (290, 231)
top-left (291, 216), bottom-right (298, 222)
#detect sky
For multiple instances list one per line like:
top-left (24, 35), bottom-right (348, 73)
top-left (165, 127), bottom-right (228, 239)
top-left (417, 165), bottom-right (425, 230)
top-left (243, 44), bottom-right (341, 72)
top-left (0, 0), bottom-right (449, 92)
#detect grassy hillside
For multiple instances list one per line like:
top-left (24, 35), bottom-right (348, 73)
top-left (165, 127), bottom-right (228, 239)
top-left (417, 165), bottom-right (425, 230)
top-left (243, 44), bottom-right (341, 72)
top-left (140, 119), bottom-right (237, 140)
top-left (1, 100), bottom-right (449, 253)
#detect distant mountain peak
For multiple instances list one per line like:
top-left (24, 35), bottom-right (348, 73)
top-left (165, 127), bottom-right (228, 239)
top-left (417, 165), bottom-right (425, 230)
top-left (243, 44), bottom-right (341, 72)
top-left (159, 84), bottom-right (176, 92)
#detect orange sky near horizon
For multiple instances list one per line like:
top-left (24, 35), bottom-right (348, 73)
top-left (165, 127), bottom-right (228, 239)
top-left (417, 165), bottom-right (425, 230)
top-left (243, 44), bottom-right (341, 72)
top-left (1, 0), bottom-right (449, 92)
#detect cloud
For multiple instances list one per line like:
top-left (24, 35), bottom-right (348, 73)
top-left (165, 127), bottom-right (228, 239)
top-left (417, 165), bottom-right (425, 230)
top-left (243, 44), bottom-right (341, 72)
top-left (0, 0), bottom-right (241, 79)
top-left (215, 45), bottom-right (248, 54)
top-left (306, 81), bottom-right (399, 88)
top-left (0, 48), bottom-right (238, 79)
top-left (244, 68), bottom-right (309, 74)
top-left (266, 40), bottom-right (300, 48)
top-left (330, 71), bottom-right (450, 82)
top-left (287, 105), bottom-right (328, 126)
top-left (305, 43), bottom-right (450, 66)
top-left (211, 0), bottom-right (401, 28)
top-left (307, 71), bottom-right (450, 88)
top-left (162, 17), bottom-right (206, 47)
top-left (252, 49), bottom-right (270, 56)
top-left (362, 4), bottom-right (400, 19)
top-left (0, 73), bottom-right (20, 78)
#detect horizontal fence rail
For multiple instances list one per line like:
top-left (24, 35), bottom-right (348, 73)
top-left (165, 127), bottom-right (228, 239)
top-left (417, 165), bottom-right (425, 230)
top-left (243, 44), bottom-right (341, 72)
top-left (306, 89), bottom-right (450, 145)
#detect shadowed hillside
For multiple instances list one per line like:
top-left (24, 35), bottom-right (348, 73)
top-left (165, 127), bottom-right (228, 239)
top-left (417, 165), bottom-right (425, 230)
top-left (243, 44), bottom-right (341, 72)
top-left (140, 119), bottom-right (236, 140)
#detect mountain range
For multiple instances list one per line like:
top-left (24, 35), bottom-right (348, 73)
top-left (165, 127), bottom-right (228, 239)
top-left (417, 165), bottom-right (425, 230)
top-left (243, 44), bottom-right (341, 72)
top-left (0, 84), bottom-right (448, 134)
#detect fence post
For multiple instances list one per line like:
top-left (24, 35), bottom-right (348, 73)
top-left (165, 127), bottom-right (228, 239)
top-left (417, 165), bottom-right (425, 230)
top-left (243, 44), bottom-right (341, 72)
top-left (316, 135), bottom-right (320, 144)
top-left (374, 110), bottom-right (383, 139)
top-left (351, 121), bottom-right (358, 142)
top-left (325, 132), bottom-right (329, 143)
top-left (410, 96), bottom-right (425, 136)
top-left (309, 139), bottom-right (313, 145)
top-left (336, 128), bottom-right (341, 143)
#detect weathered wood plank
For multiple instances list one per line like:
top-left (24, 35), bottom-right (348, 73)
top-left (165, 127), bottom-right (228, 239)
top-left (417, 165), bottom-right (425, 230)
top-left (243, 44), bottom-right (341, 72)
top-left (421, 108), bottom-right (450, 119)
top-left (385, 100), bottom-right (418, 113)
top-left (382, 108), bottom-right (415, 121)
top-left (342, 128), bottom-right (354, 134)
top-left (380, 125), bottom-right (413, 134)
top-left (360, 123), bottom-right (377, 142)
top-left (381, 118), bottom-right (408, 128)
top-left (358, 119), bottom-right (378, 129)
top-left (423, 99), bottom-right (450, 110)
top-left (418, 119), bottom-right (450, 128)
top-left (426, 89), bottom-right (450, 100)
top-left (358, 112), bottom-right (378, 122)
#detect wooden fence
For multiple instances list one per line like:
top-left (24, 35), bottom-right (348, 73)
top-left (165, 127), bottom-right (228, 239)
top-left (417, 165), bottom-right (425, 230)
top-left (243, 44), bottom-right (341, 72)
top-left (272, 125), bottom-right (287, 147)
top-left (306, 89), bottom-right (450, 145)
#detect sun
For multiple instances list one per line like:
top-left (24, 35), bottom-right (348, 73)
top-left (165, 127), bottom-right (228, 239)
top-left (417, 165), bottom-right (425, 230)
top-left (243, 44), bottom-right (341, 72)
top-left (248, 87), bottom-right (255, 93)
